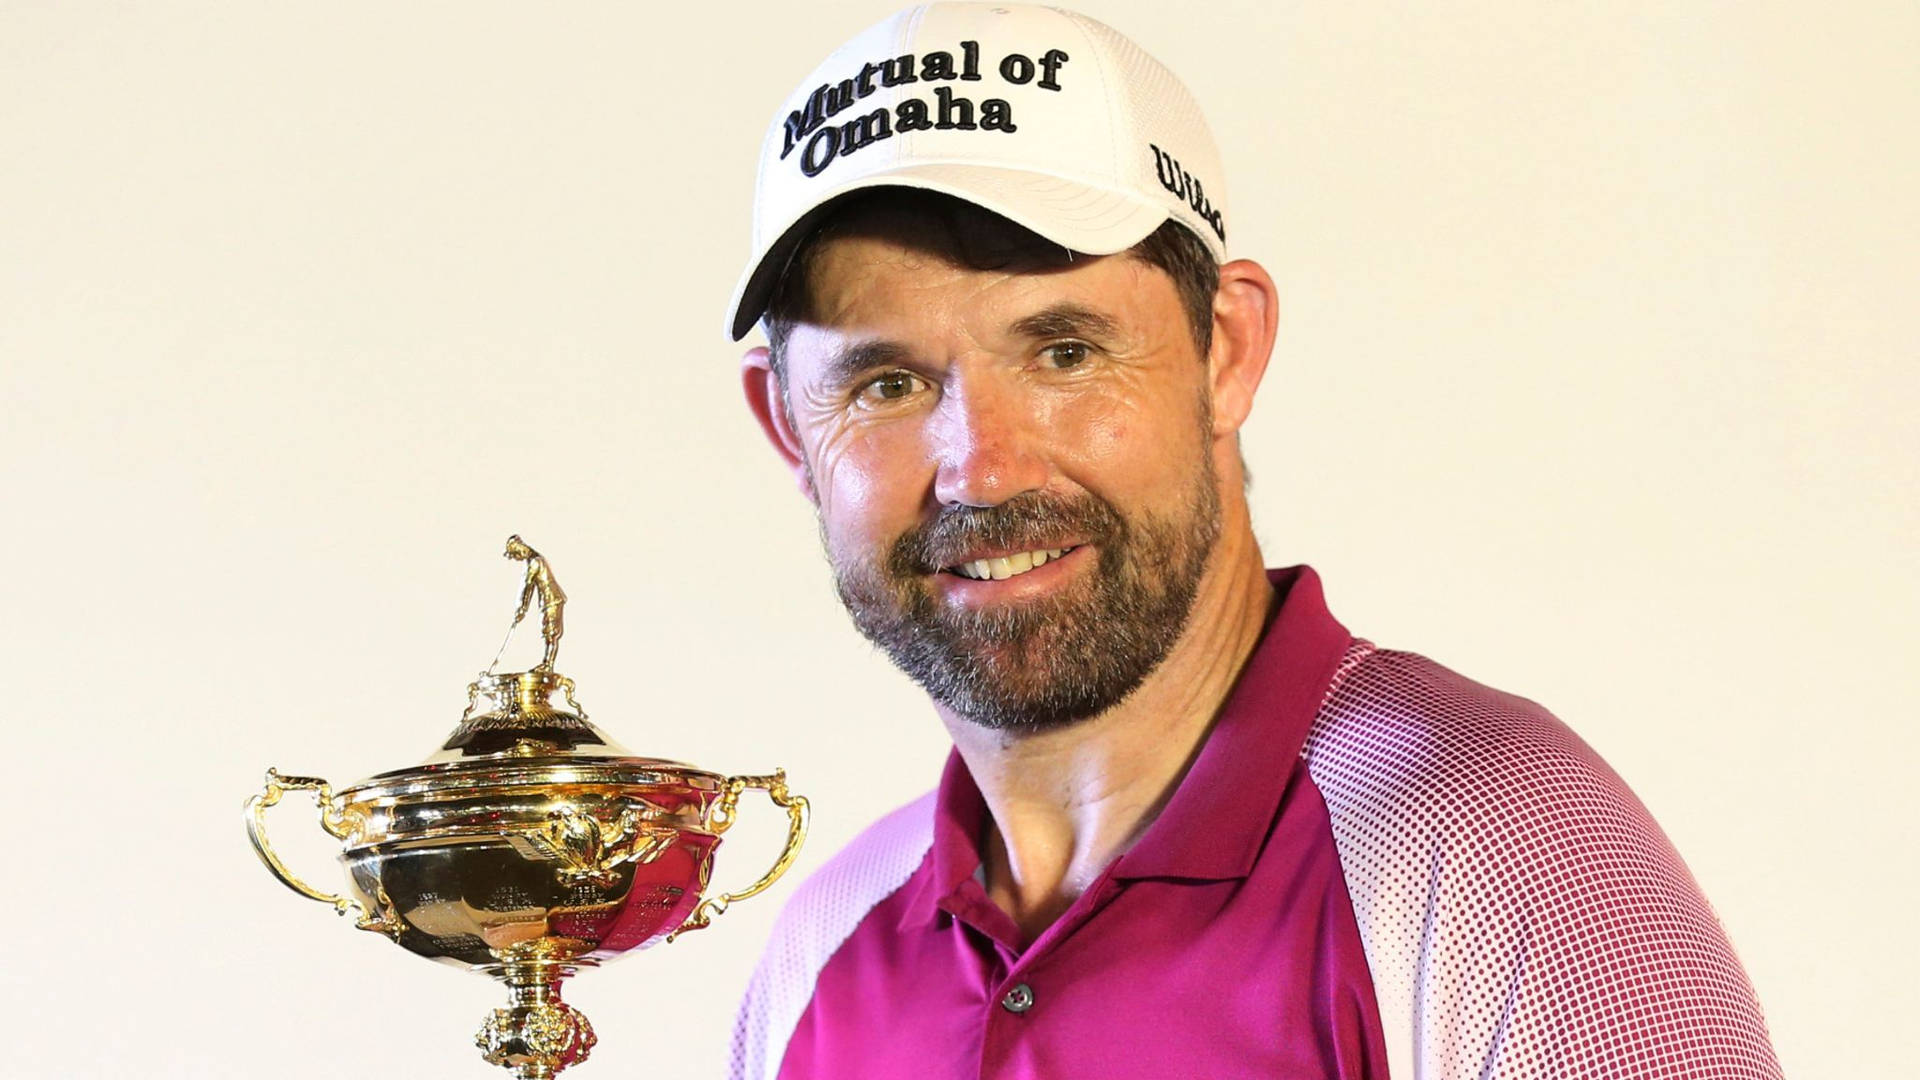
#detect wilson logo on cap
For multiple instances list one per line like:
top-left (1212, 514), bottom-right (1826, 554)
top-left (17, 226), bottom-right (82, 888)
top-left (1150, 144), bottom-right (1225, 242)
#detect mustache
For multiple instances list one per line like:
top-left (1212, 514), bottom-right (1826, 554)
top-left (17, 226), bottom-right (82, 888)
top-left (888, 490), bottom-right (1122, 574)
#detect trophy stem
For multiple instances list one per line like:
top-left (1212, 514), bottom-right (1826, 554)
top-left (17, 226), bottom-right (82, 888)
top-left (475, 961), bottom-right (598, 1079)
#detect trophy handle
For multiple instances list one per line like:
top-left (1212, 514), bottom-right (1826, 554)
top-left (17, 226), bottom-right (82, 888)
top-left (667, 769), bottom-right (809, 942)
top-left (244, 767), bottom-right (399, 936)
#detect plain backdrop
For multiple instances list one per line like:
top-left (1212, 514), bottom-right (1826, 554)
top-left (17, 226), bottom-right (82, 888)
top-left (3, 1), bottom-right (1914, 1076)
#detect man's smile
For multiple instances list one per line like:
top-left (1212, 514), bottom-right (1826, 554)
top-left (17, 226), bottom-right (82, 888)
top-left (929, 545), bottom-right (1099, 608)
top-left (942, 545), bottom-right (1080, 581)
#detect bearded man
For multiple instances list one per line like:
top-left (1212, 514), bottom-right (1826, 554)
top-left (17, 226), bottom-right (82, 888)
top-left (723, 5), bottom-right (1780, 1079)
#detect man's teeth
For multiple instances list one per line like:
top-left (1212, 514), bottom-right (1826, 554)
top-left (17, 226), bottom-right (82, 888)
top-left (953, 548), bottom-right (1069, 581)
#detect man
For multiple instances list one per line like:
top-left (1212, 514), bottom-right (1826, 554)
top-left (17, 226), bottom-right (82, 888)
top-left (723, 5), bottom-right (1780, 1078)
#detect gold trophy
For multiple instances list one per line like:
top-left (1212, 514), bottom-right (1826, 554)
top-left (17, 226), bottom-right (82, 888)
top-left (245, 537), bottom-right (808, 1078)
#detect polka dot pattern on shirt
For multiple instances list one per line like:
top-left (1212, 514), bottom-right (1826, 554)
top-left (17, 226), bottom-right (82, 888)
top-left (1304, 643), bottom-right (1781, 1079)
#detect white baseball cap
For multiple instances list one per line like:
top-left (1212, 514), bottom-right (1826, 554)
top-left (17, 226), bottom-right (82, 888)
top-left (724, 1), bottom-right (1229, 341)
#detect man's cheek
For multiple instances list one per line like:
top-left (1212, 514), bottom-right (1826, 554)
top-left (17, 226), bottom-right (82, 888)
top-left (1049, 389), bottom-right (1152, 460)
top-left (823, 437), bottom-right (926, 523)
top-left (810, 458), bottom-right (857, 525)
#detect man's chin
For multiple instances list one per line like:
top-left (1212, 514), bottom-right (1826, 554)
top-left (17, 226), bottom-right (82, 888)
top-left (887, 616), bottom-right (1151, 731)
top-left (929, 678), bottom-right (1116, 733)
top-left (923, 589), bottom-right (1092, 640)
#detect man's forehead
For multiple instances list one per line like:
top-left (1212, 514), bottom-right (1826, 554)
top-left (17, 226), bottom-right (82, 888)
top-left (797, 231), bottom-right (1163, 336)
top-left (810, 234), bottom-right (1064, 315)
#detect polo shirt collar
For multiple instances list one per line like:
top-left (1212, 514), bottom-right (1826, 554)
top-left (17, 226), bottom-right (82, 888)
top-left (897, 749), bottom-right (994, 932)
top-left (899, 565), bottom-right (1352, 927)
top-left (1112, 565), bottom-right (1352, 880)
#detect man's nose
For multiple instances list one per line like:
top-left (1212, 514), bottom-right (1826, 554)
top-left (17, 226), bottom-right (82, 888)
top-left (929, 376), bottom-right (1049, 509)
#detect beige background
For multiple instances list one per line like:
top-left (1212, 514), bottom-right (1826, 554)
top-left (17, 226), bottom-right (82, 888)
top-left (3, 1), bottom-right (1914, 1076)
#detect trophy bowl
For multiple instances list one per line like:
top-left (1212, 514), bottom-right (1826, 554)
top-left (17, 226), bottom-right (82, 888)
top-left (245, 540), bottom-right (807, 1079)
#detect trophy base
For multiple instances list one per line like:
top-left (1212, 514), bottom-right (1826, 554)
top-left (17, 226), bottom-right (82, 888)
top-left (475, 960), bottom-right (600, 1079)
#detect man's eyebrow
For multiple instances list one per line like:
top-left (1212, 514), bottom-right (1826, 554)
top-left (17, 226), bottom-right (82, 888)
top-left (818, 339), bottom-right (913, 390)
top-left (1009, 303), bottom-right (1121, 342)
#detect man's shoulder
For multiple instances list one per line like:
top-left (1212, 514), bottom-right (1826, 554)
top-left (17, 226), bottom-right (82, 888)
top-left (1303, 642), bottom-right (1674, 903)
top-left (1306, 644), bottom-right (1628, 833)
top-left (1304, 645), bottom-right (1781, 1078)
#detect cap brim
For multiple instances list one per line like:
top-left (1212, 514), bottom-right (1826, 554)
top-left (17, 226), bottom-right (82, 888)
top-left (724, 163), bottom-right (1173, 341)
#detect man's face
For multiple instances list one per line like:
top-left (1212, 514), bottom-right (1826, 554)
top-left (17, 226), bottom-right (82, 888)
top-left (774, 225), bottom-right (1223, 731)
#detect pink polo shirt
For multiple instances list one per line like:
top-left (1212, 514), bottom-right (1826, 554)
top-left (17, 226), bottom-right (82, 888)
top-left (731, 568), bottom-right (1781, 1079)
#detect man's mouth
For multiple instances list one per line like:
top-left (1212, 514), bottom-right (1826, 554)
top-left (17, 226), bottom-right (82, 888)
top-left (943, 546), bottom-right (1078, 581)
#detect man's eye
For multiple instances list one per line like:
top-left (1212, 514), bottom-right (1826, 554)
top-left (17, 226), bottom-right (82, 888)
top-left (859, 370), bottom-right (923, 403)
top-left (1041, 341), bottom-right (1091, 370)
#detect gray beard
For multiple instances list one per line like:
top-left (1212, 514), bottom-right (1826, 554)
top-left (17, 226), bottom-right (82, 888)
top-left (827, 455), bottom-right (1222, 732)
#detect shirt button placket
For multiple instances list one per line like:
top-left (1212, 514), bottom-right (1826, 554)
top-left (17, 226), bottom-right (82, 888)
top-left (999, 982), bottom-right (1034, 1014)
top-left (980, 975), bottom-right (1035, 1078)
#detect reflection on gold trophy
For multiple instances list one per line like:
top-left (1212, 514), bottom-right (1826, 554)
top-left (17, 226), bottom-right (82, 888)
top-left (245, 538), bottom-right (808, 1078)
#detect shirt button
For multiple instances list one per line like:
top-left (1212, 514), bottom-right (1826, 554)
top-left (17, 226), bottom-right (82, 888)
top-left (1000, 983), bottom-right (1035, 1014)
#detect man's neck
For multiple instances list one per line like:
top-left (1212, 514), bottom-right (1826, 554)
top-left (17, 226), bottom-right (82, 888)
top-left (938, 525), bottom-right (1275, 941)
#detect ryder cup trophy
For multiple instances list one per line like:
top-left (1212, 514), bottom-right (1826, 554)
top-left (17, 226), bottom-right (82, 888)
top-left (244, 537), bottom-right (808, 1078)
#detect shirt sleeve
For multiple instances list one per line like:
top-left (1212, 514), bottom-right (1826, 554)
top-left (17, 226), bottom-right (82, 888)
top-left (1305, 648), bottom-right (1783, 1079)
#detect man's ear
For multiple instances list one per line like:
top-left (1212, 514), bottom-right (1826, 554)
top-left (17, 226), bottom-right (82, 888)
top-left (741, 346), bottom-right (816, 502)
top-left (1206, 259), bottom-right (1279, 438)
